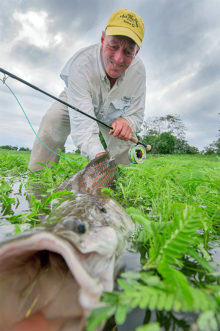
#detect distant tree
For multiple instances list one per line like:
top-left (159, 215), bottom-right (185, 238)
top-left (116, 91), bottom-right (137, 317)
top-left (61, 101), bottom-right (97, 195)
top-left (141, 114), bottom-right (186, 139)
top-left (203, 137), bottom-right (220, 154)
top-left (141, 114), bottom-right (200, 154)
top-left (186, 145), bottom-right (200, 154)
top-left (140, 135), bottom-right (158, 153)
top-left (0, 145), bottom-right (18, 150)
top-left (19, 147), bottom-right (31, 151)
top-left (141, 132), bottom-right (176, 154)
top-left (174, 138), bottom-right (199, 154)
top-left (155, 132), bottom-right (176, 154)
top-left (202, 125), bottom-right (220, 154)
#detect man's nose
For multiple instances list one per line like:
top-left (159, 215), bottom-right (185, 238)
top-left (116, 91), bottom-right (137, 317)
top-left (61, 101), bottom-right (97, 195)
top-left (114, 49), bottom-right (124, 64)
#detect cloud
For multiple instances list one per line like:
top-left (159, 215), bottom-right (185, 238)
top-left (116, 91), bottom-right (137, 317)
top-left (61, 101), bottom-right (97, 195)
top-left (12, 10), bottom-right (62, 49)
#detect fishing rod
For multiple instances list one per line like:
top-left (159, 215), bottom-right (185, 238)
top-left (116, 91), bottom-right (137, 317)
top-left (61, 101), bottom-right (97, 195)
top-left (0, 67), bottom-right (151, 163)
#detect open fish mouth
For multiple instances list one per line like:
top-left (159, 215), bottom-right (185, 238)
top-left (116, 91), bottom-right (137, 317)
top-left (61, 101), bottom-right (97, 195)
top-left (0, 242), bottom-right (86, 331)
top-left (0, 152), bottom-right (134, 331)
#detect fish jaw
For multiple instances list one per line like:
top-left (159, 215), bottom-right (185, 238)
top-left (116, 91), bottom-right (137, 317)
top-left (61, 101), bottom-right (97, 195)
top-left (0, 231), bottom-right (104, 330)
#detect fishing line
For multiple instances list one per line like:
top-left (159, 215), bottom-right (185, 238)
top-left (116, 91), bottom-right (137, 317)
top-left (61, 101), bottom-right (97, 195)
top-left (0, 77), bottom-right (88, 165)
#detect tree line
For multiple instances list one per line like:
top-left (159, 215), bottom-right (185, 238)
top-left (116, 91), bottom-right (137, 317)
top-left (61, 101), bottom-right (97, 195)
top-left (138, 114), bottom-right (219, 155)
top-left (0, 146), bottom-right (31, 151)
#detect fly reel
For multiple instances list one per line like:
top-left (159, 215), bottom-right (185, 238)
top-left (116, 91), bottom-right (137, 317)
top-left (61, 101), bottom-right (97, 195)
top-left (128, 144), bottom-right (147, 164)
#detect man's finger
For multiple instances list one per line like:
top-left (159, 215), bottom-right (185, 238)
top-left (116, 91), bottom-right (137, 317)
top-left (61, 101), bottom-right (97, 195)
top-left (112, 123), bottom-right (122, 137)
top-left (110, 118), bottom-right (132, 140)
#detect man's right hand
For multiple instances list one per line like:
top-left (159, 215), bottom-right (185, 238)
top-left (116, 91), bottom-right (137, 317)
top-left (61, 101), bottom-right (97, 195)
top-left (109, 118), bottom-right (132, 141)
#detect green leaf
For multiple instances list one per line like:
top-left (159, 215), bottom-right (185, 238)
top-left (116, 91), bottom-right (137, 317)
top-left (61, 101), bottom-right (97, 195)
top-left (118, 278), bottom-right (137, 292)
top-left (139, 273), bottom-right (160, 286)
top-left (86, 305), bottom-right (116, 331)
top-left (157, 292), bottom-right (167, 311)
top-left (139, 294), bottom-right (150, 309)
top-left (197, 311), bottom-right (219, 331)
top-left (115, 305), bottom-right (129, 325)
top-left (164, 293), bottom-right (174, 311)
top-left (148, 291), bottom-right (158, 310)
top-left (136, 322), bottom-right (160, 331)
top-left (131, 296), bottom-right (141, 308)
top-left (158, 263), bottom-right (194, 308)
top-left (188, 248), bottom-right (214, 273)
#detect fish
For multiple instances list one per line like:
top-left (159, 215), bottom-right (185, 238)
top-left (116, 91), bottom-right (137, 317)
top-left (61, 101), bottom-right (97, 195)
top-left (0, 152), bottom-right (134, 331)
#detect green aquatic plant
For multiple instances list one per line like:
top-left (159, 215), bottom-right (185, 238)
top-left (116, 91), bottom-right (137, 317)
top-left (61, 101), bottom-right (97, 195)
top-left (0, 179), bottom-right (16, 215)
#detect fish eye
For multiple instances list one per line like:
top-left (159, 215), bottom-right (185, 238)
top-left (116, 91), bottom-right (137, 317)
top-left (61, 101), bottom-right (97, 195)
top-left (63, 217), bottom-right (86, 234)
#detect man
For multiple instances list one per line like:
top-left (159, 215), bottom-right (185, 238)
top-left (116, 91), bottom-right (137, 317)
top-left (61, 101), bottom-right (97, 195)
top-left (29, 8), bottom-right (146, 171)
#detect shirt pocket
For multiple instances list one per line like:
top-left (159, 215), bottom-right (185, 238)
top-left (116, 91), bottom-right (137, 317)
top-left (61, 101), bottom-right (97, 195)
top-left (102, 97), bottom-right (133, 125)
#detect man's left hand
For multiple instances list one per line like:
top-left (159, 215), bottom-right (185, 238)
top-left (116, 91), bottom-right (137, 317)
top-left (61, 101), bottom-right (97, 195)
top-left (109, 118), bottom-right (132, 141)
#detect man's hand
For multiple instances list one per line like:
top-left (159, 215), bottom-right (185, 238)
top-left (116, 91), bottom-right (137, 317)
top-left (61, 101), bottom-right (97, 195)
top-left (109, 118), bottom-right (132, 140)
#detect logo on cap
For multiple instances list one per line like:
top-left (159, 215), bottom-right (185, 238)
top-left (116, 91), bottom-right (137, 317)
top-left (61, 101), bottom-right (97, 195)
top-left (120, 14), bottom-right (139, 28)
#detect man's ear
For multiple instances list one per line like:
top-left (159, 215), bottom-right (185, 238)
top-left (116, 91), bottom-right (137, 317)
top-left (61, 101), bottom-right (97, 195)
top-left (135, 47), bottom-right (140, 56)
top-left (101, 31), bottom-right (105, 48)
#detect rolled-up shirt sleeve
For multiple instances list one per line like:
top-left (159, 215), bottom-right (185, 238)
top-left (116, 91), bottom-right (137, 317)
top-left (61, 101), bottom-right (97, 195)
top-left (66, 63), bottom-right (105, 160)
top-left (123, 63), bottom-right (146, 133)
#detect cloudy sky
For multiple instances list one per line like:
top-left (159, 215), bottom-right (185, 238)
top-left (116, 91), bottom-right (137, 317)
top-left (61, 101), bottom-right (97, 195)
top-left (0, 0), bottom-right (219, 152)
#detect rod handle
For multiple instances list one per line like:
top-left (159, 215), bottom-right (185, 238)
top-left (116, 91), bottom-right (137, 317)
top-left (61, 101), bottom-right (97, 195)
top-left (129, 136), bottom-right (138, 144)
top-left (111, 129), bottom-right (151, 151)
top-left (129, 136), bottom-right (151, 151)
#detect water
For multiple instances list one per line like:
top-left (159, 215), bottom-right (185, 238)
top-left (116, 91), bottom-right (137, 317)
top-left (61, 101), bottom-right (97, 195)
top-left (0, 178), bottom-right (31, 239)
top-left (0, 219), bottom-right (15, 241)
top-left (10, 180), bottom-right (30, 214)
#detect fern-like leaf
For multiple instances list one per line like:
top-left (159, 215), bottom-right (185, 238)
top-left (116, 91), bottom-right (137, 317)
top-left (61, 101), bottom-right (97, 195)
top-left (136, 322), bottom-right (160, 331)
top-left (146, 205), bottom-right (203, 268)
top-left (158, 262), bottom-right (194, 309)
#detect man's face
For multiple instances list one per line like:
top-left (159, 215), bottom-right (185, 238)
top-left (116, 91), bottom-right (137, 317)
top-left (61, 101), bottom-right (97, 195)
top-left (100, 33), bottom-right (139, 79)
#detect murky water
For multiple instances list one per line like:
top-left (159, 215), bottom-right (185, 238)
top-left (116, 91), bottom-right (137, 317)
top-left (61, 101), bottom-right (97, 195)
top-left (10, 180), bottom-right (30, 214)
top-left (0, 219), bottom-right (15, 241)
top-left (0, 179), bottom-right (31, 239)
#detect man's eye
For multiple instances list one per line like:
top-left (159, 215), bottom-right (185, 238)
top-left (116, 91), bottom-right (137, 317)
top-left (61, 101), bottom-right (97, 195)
top-left (125, 51), bottom-right (133, 57)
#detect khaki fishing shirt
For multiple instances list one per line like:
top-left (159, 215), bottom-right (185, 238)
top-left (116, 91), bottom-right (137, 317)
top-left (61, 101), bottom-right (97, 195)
top-left (60, 43), bottom-right (146, 160)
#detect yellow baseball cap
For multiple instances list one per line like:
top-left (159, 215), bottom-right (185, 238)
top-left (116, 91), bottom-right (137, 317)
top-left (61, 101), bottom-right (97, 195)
top-left (105, 8), bottom-right (145, 48)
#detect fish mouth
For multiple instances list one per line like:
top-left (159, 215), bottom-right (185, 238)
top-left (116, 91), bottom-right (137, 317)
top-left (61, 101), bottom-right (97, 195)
top-left (0, 232), bottom-right (104, 331)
